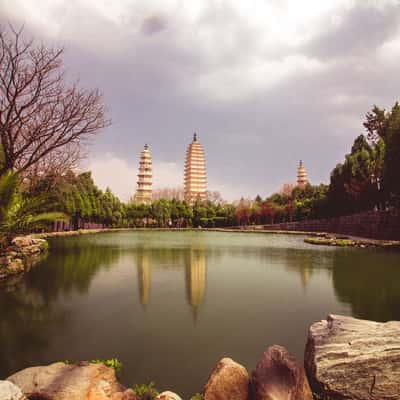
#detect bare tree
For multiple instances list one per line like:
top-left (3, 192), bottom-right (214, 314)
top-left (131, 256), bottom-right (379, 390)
top-left (0, 25), bottom-right (110, 176)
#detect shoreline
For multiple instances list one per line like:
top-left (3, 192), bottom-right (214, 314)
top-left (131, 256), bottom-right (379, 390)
top-left (35, 227), bottom-right (400, 248)
top-left (2, 226), bottom-right (398, 282)
top-left (2, 314), bottom-right (399, 400)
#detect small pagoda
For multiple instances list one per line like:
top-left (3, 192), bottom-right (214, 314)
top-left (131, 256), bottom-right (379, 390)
top-left (134, 144), bottom-right (153, 204)
top-left (297, 160), bottom-right (308, 188)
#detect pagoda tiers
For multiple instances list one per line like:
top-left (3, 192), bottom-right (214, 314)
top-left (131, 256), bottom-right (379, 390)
top-left (184, 133), bottom-right (207, 204)
top-left (297, 160), bottom-right (308, 188)
top-left (134, 144), bottom-right (153, 204)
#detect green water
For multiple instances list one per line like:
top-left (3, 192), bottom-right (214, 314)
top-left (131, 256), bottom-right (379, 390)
top-left (1, 231), bottom-right (400, 397)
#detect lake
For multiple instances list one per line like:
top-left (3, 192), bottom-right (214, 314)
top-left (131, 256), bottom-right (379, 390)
top-left (1, 231), bottom-right (400, 397)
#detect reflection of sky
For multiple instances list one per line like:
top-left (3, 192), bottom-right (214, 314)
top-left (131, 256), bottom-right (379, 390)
top-left (2, 231), bottom-right (400, 398)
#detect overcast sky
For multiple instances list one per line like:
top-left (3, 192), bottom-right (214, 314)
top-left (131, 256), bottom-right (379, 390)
top-left (1, 0), bottom-right (400, 201)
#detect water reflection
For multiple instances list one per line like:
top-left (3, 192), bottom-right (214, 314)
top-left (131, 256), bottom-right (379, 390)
top-left (282, 248), bottom-right (333, 289)
top-left (2, 231), bottom-right (400, 391)
top-left (135, 245), bottom-right (207, 316)
top-left (185, 247), bottom-right (206, 318)
top-left (137, 249), bottom-right (151, 306)
top-left (332, 249), bottom-right (400, 321)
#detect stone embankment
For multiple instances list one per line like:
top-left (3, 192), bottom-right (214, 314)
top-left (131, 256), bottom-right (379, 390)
top-left (0, 236), bottom-right (48, 281)
top-left (263, 210), bottom-right (400, 241)
top-left (1, 315), bottom-right (399, 400)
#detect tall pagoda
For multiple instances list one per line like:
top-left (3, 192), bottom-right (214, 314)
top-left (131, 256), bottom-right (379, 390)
top-left (297, 160), bottom-right (308, 188)
top-left (184, 133), bottom-right (207, 204)
top-left (135, 144), bottom-right (152, 204)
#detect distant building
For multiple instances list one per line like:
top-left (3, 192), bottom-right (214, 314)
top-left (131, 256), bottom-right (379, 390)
top-left (184, 133), bottom-right (207, 204)
top-left (297, 160), bottom-right (308, 188)
top-left (135, 144), bottom-right (152, 204)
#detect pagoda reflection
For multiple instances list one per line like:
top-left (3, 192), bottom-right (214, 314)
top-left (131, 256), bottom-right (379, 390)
top-left (137, 249), bottom-right (151, 306)
top-left (185, 247), bottom-right (207, 318)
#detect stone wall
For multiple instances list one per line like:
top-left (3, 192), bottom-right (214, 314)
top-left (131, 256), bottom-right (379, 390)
top-left (0, 236), bottom-right (48, 281)
top-left (264, 210), bottom-right (400, 240)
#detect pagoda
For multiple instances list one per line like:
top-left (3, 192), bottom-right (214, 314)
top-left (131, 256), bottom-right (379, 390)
top-left (297, 160), bottom-right (308, 188)
top-left (134, 144), bottom-right (153, 204)
top-left (184, 133), bottom-right (207, 204)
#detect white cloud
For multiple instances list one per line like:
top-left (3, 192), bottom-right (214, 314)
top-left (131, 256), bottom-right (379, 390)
top-left (87, 154), bottom-right (136, 201)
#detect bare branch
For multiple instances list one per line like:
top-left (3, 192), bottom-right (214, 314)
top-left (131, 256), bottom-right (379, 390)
top-left (0, 24), bottom-right (110, 176)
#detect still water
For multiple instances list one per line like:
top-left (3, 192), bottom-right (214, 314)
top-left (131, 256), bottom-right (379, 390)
top-left (1, 231), bottom-right (400, 396)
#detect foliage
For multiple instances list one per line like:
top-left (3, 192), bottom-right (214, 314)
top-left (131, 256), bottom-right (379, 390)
top-left (90, 358), bottom-right (122, 372)
top-left (190, 394), bottom-right (204, 400)
top-left (0, 171), bottom-right (66, 244)
top-left (326, 135), bottom-right (382, 215)
top-left (132, 382), bottom-right (159, 400)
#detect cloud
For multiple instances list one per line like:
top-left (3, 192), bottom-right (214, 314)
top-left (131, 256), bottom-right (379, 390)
top-left (1, 0), bottom-right (400, 201)
top-left (140, 14), bottom-right (167, 35)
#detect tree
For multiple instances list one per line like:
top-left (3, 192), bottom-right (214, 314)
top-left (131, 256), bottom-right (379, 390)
top-left (327, 135), bottom-right (380, 215)
top-left (260, 202), bottom-right (276, 224)
top-left (0, 25), bottom-right (109, 176)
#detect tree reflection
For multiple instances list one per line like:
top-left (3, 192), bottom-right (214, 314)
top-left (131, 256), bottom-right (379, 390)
top-left (0, 238), bottom-right (121, 378)
top-left (332, 249), bottom-right (400, 321)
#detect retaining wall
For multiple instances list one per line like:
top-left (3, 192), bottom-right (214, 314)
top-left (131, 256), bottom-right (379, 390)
top-left (263, 210), bottom-right (400, 240)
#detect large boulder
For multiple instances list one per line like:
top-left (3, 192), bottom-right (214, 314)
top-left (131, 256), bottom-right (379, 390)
top-left (305, 314), bottom-right (400, 399)
top-left (203, 357), bottom-right (249, 400)
top-left (7, 362), bottom-right (124, 400)
top-left (0, 380), bottom-right (27, 400)
top-left (251, 345), bottom-right (313, 400)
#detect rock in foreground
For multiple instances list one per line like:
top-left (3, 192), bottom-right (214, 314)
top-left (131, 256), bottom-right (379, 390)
top-left (0, 380), bottom-right (27, 400)
top-left (155, 391), bottom-right (182, 400)
top-left (203, 357), bottom-right (249, 400)
top-left (251, 345), bottom-right (313, 400)
top-left (305, 314), bottom-right (400, 400)
top-left (7, 362), bottom-right (125, 400)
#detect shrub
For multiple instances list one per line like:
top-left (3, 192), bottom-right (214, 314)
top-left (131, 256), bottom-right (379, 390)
top-left (132, 382), bottom-right (159, 400)
top-left (91, 358), bottom-right (122, 372)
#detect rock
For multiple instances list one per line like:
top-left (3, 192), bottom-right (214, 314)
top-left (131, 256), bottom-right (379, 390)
top-left (305, 314), bottom-right (400, 400)
top-left (11, 236), bottom-right (33, 247)
top-left (7, 361), bottom-right (124, 400)
top-left (156, 391), bottom-right (182, 400)
top-left (203, 357), bottom-right (249, 400)
top-left (6, 259), bottom-right (24, 274)
top-left (0, 380), bottom-right (27, 400)
top-left (122, 389), bottom-right (138, 400)
top-left (251, 345), bottom-right (312, 400)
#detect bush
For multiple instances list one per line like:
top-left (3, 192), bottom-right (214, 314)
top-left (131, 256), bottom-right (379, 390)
top-left (132, 382), bottom-right (159, 400)
top-left (91, 358), bottom-right (122, 372)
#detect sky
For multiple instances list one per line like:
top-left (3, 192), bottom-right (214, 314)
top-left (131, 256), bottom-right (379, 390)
top-left (1, 0), bottom-right (400, 201)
